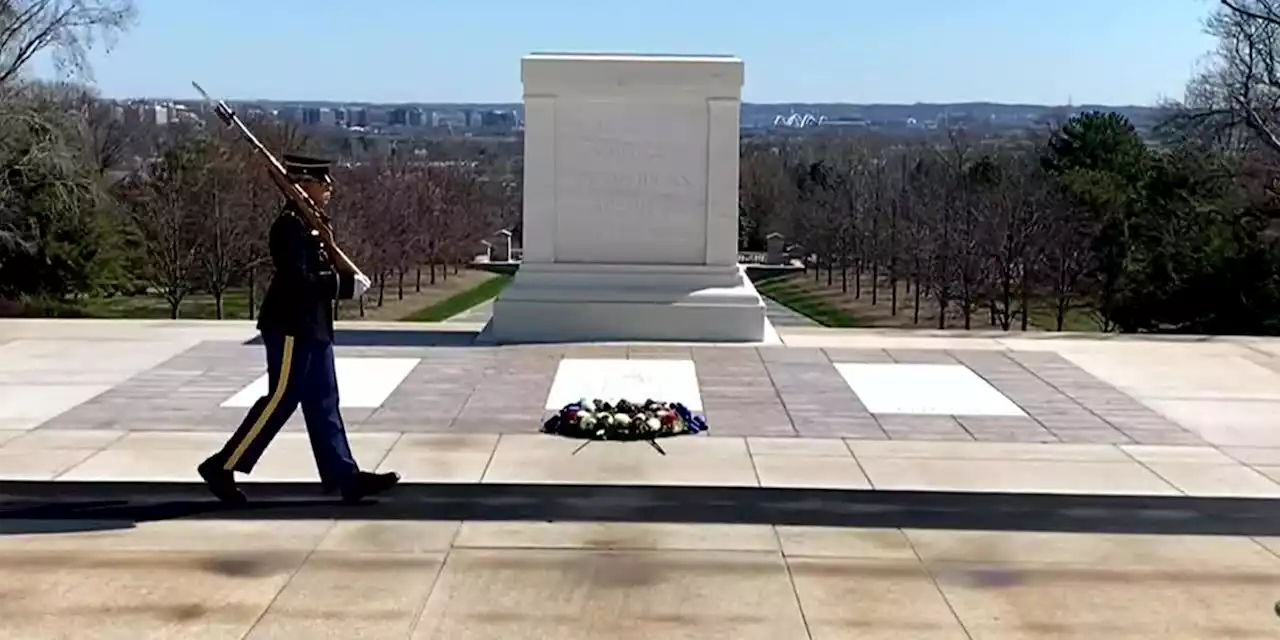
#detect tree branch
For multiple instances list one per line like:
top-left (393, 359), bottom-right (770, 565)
top-left (1221, 0), bottom-right (1280, 27)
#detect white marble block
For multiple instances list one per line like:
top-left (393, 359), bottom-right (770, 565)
top-left (488, 52), bottom-right (770, 343)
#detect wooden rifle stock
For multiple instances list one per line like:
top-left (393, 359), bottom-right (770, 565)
top-left (191, 81), bottom-right (361, 276)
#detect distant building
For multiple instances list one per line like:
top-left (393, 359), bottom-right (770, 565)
top-left (480, 110), bottom-right (516, 129)
top-left (388, 107), bottom-right (426, 127)
top-left (170, 103), bottom-right (199, 124)
top-left (367, 108), bottom-right (390, 127)
top-left (241, 104), bottom-right (268, 119)
top-left (276, 106), bottom-right (301, 122)
top-left (137, 103), bottom-right (168, 126)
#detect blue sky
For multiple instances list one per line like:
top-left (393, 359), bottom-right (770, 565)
top-left (32, 0), bottom-right (1219, 105)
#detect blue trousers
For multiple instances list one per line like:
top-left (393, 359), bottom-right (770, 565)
top-left (216, 331), bottom-right (358, 489)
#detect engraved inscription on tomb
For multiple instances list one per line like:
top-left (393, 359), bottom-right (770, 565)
top-left (551, 104), bottom-right (710, 264)
top-left (555, 135), bottom-right (705, 211)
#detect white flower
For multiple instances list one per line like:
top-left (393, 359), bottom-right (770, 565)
top-left (614, 413), bottom-right (630, 425)
top-left (580, 414), bottom-right (597, 429)
top-left (580, 398), bottom-right (596, 412)
top-left (645, 417), bottom-right (661, 431)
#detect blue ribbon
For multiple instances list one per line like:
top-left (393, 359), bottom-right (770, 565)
top-left (672, 402), bottom-right (709, 434)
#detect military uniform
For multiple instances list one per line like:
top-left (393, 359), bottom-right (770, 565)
top-left (198, 154), bottom-right (398, 504)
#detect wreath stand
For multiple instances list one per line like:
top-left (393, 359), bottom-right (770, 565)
top-left (570, 438), bottom-right (668, 456)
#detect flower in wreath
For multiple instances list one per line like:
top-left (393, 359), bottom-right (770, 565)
top-left (541, 396), bottom-right (709, 441)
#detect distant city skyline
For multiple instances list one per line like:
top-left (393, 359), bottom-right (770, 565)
top-left (109, 97), bottom-right (1167, 139)
top-left (115, 97), bottom-right (1170, 109)
top-left (32, 0), bottom-right (1217, 106)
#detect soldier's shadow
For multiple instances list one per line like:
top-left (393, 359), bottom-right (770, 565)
top-left (0, 500), bottom-right (335, 536)
top-left (0, 516), bottom-right (138, 536)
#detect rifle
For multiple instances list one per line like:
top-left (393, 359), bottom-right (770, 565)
top-left (191, 81), bottom-right (360, 276)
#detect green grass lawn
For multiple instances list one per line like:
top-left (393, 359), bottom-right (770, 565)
top-left (757, 274), bottom-right (1106, 332)
top-left (1026, 301), bottom-right (1104, 332)
top-left (401, 275), bottom-right (512, 322)
top-left (24, 290), bottom-right (255, 320)
top-left (15, 273), bottom-right (1104, 333)
top-left (16, 276), bottom-right (512, 323)
top-left (755, 277), bottom-right (863, 328)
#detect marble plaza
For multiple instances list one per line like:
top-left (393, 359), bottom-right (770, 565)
top-left (6, 320), bottom-right (1280, 637)
top-left (13, 327), bottom-right (1206, 446)
top-left (3, 319), bottom-right (1280, 497)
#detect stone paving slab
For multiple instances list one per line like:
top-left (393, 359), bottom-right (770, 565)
top-left (2, 517), bottom-right (1280, 639)
top-left (25, 340), bottom-right (1206, 448)
top-left (9, 430), bottom-right (1280, 499)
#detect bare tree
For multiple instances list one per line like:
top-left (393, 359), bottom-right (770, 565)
top-left (0, 0), bottom-right (137, 87)
top-left (74, 87), bottom-right (133, 174)
top-left (195, 132), bottom-right (258, 319)
top-left (328, 162), bottom-right (387, 309)
top-left (117, 142), bottom-right (207, 318)
top-left (381, 160), bottom-right (417, 299)
top-left (975, 152), bottom-right (1048, 330)
top-left (1178, 1), bottom-right (1280, 158)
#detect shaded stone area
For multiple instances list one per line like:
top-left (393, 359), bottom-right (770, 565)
top-left (6, 480), bottom-right (1280, 535)
top-left (3, 515), bottom-right (1278, 639)
top-left (34, 341), bottom-right (1200, 445)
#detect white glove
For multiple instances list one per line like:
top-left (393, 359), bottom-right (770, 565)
top-left (353, 273), bottom-right (372, 298)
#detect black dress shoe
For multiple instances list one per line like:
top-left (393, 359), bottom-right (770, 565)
top-left (340, 470), bottom-right (401, 503)
top-left (198, 457), bottom-right (247, 505)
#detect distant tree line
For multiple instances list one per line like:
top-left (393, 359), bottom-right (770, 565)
top-left (730, 0), bottom-right (1280, 335)
top-left (739, 112), bottom-right (1280, 334)
top-left (0, 0), bottom-right (519, 319)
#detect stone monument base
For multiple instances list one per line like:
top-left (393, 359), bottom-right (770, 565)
top-left (485, 262), bottom-right (770, 344)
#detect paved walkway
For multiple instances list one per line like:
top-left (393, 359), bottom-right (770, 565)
top-left (3, 319), bottom-right (1279, 493)
top-left (6, 430), bottom-right (1280, 498)
top-left (4, 319), bottom-right (1280, 637)
top-left (8, 329), bottom-right (1219, 445)
top-left (446, 299), bottom-right (493, 323)
top-left (2, 517), bottom-right (1279, 638)
top-left (763, 297), bottom-right (821, 327)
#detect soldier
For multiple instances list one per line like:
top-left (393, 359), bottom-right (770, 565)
top-left (197, 153), bottom-right (400, 504)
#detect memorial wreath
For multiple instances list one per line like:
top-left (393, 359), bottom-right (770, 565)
top-left (541, 398), bottom-right (709, 454)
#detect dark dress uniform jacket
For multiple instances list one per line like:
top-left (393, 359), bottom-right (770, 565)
top-left (256, 205), bottom-right (356, 343)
